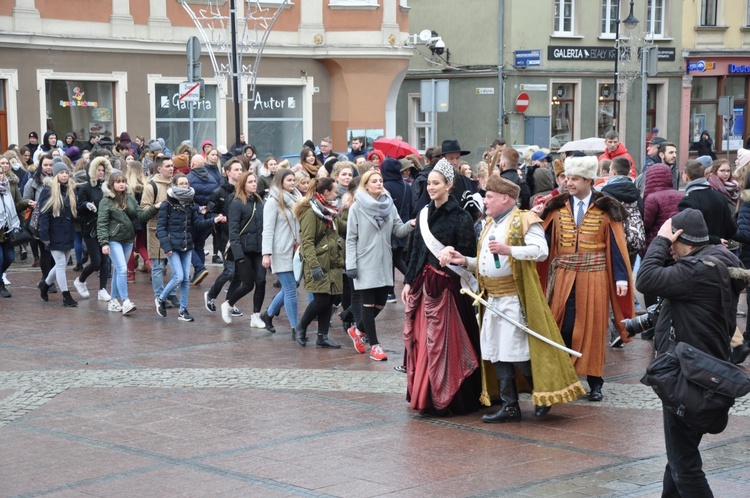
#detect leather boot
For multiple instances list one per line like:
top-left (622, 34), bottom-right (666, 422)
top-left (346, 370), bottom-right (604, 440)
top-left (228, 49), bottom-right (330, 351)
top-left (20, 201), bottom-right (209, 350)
top-left (62, 291), bottom-right (78, 307)
top-left (316, 333), bottom-right (341, 349)
top-left (482, 402), bottom-right (521, 423)
top-left (293, 326), bottom-right (307, 347)
top-left (731, 343), bottom-right (750, 365)
top-left (0, 282), bottom-right (11, 298)
top-left (39, 281), bottom-right (50, 302)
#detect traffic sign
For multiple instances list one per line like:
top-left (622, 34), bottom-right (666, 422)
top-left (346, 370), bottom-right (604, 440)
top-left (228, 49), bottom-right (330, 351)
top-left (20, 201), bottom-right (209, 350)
top-left (179, 81), bottom-right (200, 102)
top-left (516, 92), bottom-right (530, 113)
top-left (187, 36), bottom-right (201, 63)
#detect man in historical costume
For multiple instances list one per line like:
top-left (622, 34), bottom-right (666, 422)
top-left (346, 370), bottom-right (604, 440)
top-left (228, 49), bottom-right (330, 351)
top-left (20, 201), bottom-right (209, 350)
top-left (449, 176), bottom-right (585, 422)
top-left (538, 155), bottom-right (635, 402)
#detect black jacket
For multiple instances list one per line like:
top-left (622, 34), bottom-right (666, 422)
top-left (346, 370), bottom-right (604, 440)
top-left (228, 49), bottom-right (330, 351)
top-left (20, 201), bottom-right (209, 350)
top-left (405, 197), bottom-right (476, 285)
top-left (228, 195), bottom-right (264, 257)
top-left (156, 195), bottom-right (215, 253)
top-left (207, 181), bottom-right (235, 239)
top-left (77, 179), bottom-right (105, 235)
top-left (186, 167), bottom-right (219, 207)
top-left (600, 177), bottom-right (644, 217)
top-left (678, 182), bottom-right (737, 244)
top-left (411, 165), bottom-right (478, 216)
top-left (636, 238), bottom-right (746, 360)
top-left (382, 158), bottom-right (412, 248)
top-left (38, 184), bottom-right (76, 251)
top-left (500, 169), bottom-right (531, 210)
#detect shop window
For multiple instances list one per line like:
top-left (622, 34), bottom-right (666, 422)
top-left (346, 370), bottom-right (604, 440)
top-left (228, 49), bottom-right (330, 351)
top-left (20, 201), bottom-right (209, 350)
top-left (601, 0), bottom-right (617, 37)
top-left (408, 94), bottom-right (431, 151)
top-left (690, 104), bottom-right (716, 145)
top-left (154, 83), bottom-right (218, 154)
top-left (247, 85), bottom-right (304, 158)
top-left (647, 0), bottom-right (665, 37)
top-left (725, 77), bottom-right (746, 99)
top-left (597, 83), bottom-right (617, 138)
top-left (700, 0), bottom-right (717, 27)
top-left (554, 0), bottom-right (575, 35)
top-left (551, 83), bottom-right (575, 150)
top-left (691, 77), bottom-right (717, 99)
top-left (45, 80), bottom-right (115, 144)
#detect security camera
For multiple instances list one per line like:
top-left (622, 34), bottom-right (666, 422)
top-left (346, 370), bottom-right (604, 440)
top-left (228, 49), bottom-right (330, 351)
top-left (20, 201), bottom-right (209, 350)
top-left (433, 38), bottom-right (445, 55)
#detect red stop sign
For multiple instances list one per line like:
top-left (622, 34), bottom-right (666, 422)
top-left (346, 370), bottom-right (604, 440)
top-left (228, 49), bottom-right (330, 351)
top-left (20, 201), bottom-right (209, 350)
top-left (516, 92), bottom-right (530, 113)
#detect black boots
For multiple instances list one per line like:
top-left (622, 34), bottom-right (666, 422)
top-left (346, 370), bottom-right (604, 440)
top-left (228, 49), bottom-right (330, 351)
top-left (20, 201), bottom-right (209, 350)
top-left (731, 343), bottom-right (750, 365)
top-left (293, 326), bottom-right (307, 346)
top-left (316, 333), bottom-right (341, 349)
top-left (482, 403), bottom-right (521, 423)
top-left (0, 282), bottom-right (10, 298)
top-left (39, 281), bottom-right (50, 302)
top-left (260, 310), bottom-right (276, 333)
top-left (62, 291), bottom-right (78, 307)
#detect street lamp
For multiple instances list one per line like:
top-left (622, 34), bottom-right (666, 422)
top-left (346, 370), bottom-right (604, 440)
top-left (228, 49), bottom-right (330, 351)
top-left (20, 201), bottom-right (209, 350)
top-left (612, 0), bottom-right (638, 131)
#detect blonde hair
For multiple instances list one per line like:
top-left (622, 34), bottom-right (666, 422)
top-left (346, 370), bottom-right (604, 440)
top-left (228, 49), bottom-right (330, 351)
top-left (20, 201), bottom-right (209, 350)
top-left (43, 174), bottom-right (78, 218)
top-left (357, 170), bottom-right (382, 195)
top-left (126, 161), bottom-right (146, 195)
top-left (332, 161), bottom-right (355, 181)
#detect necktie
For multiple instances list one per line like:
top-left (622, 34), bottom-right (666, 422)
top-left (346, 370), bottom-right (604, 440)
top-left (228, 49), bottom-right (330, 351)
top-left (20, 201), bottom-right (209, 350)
top-left (576, 200), bottom-right (585, 228)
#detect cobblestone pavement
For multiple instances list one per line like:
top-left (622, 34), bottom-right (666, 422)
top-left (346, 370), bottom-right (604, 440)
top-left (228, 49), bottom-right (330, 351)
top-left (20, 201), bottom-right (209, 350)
top-left (2, 263), bottom-right (750, 497)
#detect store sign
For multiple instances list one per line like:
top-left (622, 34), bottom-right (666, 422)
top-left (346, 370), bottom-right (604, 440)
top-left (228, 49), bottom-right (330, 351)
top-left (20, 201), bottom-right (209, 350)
top-left (515, 50), bottom-right (541, 67)
top-left (252, 92), bottom-right (297, 112)
top-left (59, 87), bottom-right (99, 108)
top-left (687, 60), bottom-right (716, 73)
top-left (160, 93), bottom-right (212, 111)
top-left (519, 84), bottom-right (548, 92)
top-left (729, 64), bottom-right (750, 74)
top-left (548, 46), bottom-right (619, 61)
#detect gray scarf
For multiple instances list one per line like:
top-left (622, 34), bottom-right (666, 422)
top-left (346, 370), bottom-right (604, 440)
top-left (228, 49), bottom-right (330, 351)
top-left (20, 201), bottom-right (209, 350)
top-left (355, 190), bottom-right (393, 228)
top-left (685, 178), bottom-right (710, 196)
top-left (168, 186), bottom-right (195, 206)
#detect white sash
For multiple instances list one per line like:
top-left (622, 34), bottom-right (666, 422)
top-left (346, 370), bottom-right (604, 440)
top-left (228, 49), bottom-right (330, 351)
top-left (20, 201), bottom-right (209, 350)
top-left (419, 207), bottom-right (478, 293)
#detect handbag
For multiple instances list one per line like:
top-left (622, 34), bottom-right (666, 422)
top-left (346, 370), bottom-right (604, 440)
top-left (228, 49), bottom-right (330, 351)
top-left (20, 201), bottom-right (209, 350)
top-left (225, 203), bottom-right (256, 261)
top-left (641, 338), bottom-right (750, 434)
top-left (1, 198), bottom-right (33, 246)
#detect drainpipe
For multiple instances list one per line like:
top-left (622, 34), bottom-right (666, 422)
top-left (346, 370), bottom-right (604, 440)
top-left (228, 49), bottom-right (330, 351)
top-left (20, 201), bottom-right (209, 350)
top-left (498, 0), bottom-right (504, 137)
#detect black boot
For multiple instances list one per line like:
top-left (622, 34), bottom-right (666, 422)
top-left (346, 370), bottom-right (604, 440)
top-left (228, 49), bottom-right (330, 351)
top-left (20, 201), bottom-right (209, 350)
top-left (39, 281), bottom-right (50, 302)
top-left (316, 333), bottom-right (341, 349)
top-left (62, 291), bottom-right (78, 307)
top-left (482, 403), bottom-right (521, 423)
top-left (731, 343), bottom-right (750, 365)
top-left (0, 282), bottom-right (10, 298)
top-left (482, 374), bottom-right (521, 423)
top-left (293, 326), bottom-right (307, 346)
top-left (260, 310), bottom-right (276, 333)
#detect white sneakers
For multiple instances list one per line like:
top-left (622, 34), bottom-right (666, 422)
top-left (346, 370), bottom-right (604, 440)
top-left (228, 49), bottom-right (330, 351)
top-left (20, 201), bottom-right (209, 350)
top-left (220, 301), bottom-right (232, 324)
top-left (107, 299), bottom-right (122, 312)
top-left (249, 312), bottom-right (265, 329)
top-left (2, 273), bottom-right (10, 286)
top-left (73, 278), bottom-right (90, 298)
top-left (121, 299), bottom-right (136, 315)
top-left (98, 288), bottom-right (111, 301)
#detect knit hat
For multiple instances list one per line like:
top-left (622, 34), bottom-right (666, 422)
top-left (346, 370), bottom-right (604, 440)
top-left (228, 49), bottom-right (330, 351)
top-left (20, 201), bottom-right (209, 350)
top-left (65, 146), bottom-right (81, 162)
top-left (173, 153), bottom-right (190, 172)
top-left (671, 208), bottom-right (709, 246)
top-left (696, 155), bottom-right (713, 170)
top-left (303, 139), bottom-right (316, 151)
top-left (737, 148), bottom-right (750, 169)
top-left (564, 155), bottom-right (598, 180)
top-left (29, 131), bottom-right (38, 139)
top-left (52, 159), bottom-right (69, 178)
top-left (433, 158), bottom-right (455, 185)
top-left (148, 139), bottom-right (163, 153)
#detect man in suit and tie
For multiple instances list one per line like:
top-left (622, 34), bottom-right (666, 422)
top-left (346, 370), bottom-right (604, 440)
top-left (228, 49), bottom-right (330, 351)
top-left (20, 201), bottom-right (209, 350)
top-left (536, 155), bottom-right (635, 402)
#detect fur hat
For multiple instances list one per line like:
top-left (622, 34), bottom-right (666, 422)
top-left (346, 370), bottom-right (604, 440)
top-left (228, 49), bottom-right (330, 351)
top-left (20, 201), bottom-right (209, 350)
top-left (564, 156), bottom-right (598, 180)
top-left (553, 158), bottom-right (565, 177)
top-left (433, 158), bottom-right (455, 185)
top-left (737, 148), bottom-right (750, 169)
top-left (52, 160), bottom-right (69, 178)
top-left (672, 208), bottom-right (709, 246)
top-left (485, 175), bottom-right (520, 199)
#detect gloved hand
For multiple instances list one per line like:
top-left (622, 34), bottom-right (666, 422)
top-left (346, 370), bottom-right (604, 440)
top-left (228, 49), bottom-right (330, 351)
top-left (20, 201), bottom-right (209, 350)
top-left (344, 268), bottom-right (358, 280)
top-left (86, 202), bottom-right (97, 213)
top-left (311, 266), bottom-right (324, 281)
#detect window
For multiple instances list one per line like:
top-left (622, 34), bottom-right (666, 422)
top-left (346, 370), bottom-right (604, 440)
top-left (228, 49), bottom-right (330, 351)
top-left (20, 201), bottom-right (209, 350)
top-left (408, 94), bottom-right (432, 151)
top-left (45, 80), bottom-right (115, 144)
top-left (328, 0), bottom-right (378, 8)
top-left (701, 0), bottom-right (717, 26)
top-left (554, 0), bottom-right (575, 35)
top-left (601, 0), bottom-right (617, 37)
top-left (154, 83), bottom-right (218, 154)
top-left (247, 85), bottom-right (304, 157)
top-left (550, 83), bottom-right (576, 150)
top-left (597, 84), bottom-right (617, 138)
top-left (647, 0), bottom-right (665, 37)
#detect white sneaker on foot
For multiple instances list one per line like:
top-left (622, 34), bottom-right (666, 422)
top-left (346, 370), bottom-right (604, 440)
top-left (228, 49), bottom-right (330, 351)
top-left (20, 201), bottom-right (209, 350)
top-left (2, 273), bottom-right (10, 286)
top-left (98, 288), bottom-right (111, 301)
top-left (107, 299), bottom-right (122, 312)
top-left (249, 312), bottom-right (265, 329)
top-left (121, 299), bottom-right (136, 315)
top-left (73, 278), bottom-right (90, 298)
top-left (220, 301), bottom-right (232, 324)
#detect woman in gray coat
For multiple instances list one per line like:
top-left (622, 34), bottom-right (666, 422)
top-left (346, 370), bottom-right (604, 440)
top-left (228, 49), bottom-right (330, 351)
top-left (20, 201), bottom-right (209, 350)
top-left (260, 169), bottom-right (301, 333)
top-left (345, 170), bottom-right (414, 361)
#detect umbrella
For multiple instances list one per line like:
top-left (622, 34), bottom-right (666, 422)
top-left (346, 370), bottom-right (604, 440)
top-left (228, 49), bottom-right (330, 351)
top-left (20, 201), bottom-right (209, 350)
top-left (372, 137), bottom-right (421, 160)
top-left (558, 137), bottom-right (606, 153)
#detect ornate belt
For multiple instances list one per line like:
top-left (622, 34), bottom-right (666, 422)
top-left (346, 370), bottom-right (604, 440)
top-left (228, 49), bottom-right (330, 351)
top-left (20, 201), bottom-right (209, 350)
top-left (479, 274), bottom-right (517, 297)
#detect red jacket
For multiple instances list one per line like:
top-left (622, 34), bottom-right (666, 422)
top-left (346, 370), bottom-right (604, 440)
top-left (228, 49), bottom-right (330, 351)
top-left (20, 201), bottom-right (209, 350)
top-left (642, 164), bottom-right (684, 251)
top-left (598, 143), bottom-right (636, 178)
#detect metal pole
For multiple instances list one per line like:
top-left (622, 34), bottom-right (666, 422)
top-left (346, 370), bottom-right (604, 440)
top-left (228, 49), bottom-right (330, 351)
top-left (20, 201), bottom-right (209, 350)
top-left (612, 0), bottom-right (621, 132)
top-left (497, 0), bottom-right (504, 137)
top-left (431, 79), bottom-right (437, 148)
top-left (640, 47), bottom-right (647, 173)
top-left (229, 0), bottom-right (241, 148)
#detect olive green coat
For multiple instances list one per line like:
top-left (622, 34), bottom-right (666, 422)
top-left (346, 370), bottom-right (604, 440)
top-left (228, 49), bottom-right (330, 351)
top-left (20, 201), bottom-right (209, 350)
top-left (97, 190), bottom-right (155, 246)
top-left (298, 206), bottom-right (346, 294)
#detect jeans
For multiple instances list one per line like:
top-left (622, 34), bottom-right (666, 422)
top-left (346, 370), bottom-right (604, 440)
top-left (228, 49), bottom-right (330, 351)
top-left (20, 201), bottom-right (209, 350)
top-left (190, 226), bottom-right (211, 275)
top-left (74, 232), bottom-right (84, 265)
top-left (267, 271), bottom-right (299, 328)
top-left (46, 249), bottom-right (72, 291)
top-left (108, 241), bottom-right (133, 302)
top-left (150, 258), bottom-right (175, 299)
top-left (662, 406), bottom-right (714, 497)
top-left (80, 232), bottom-right (110, 291)
top-left (161, 250), bottom-right (191, 310)
top-left (0, 240), bottom-right (14, 274)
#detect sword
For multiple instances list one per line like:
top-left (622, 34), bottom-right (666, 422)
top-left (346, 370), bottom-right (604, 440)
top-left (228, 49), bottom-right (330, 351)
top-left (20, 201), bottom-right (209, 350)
top-left (460, 288), bottom-right (582, 358)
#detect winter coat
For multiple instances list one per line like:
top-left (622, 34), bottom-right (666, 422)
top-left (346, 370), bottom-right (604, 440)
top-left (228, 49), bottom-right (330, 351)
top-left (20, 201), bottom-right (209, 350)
top-left (38, 181), bottom-right (76, 251)
top-left (298, 204), bottom-right (346, 294)
top-left (140, 174), bottom-right (172, 259)
top-left (346, 198), bottom-right (414, 290)
top-left (695, 133), bottom-right (717, 159)
top-left (257, 173), bottom-right (274, 199)
top-left (207, 180), bottom-right (235, 240)
top-left (227, 195), bottom-right (264, 258)
top-left (23, 170), bottom-right (49, 203)
top-left (642, 165), bottom-right (684, 250)
top-left (76, 157), bottom-right (112, 236)
top-left (261, 187), bottom-right (300, 273)
top-left (97, 186), bottom-right (151, 246)
top-left (598, 143), bottom-right (636, 178)
top-left (382, 158), bottom-right (413, 249)
top-left (186, 167), bottom-right (219, 207)
top-left (601, 176), bottom-right (644, 217)
top-left (678, 180), bottom-right (737, 244)
top-left (500, 169), bottom-right (531, 210)
top-left (0, 175), bottom-right (28, 244)
top-left (205, 164), bottom-right (223, 186)
top-left (156, 194), bottom-right (216, 253)
top-left (733, 190), bottom-right (750, 264)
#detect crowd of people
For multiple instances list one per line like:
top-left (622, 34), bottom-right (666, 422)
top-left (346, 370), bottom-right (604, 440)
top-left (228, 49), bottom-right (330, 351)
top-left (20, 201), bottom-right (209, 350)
top-left (3, 128), bottom-right (750, 495)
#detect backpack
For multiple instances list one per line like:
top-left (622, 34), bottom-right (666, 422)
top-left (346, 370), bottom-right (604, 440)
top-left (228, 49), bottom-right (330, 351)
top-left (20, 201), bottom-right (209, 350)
top-left (621, 200), bottom-right (645, 254)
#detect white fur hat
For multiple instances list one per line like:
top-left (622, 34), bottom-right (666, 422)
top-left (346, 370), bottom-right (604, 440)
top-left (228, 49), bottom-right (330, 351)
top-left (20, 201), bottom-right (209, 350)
top-left (564, 156), bottom-right (598, 180)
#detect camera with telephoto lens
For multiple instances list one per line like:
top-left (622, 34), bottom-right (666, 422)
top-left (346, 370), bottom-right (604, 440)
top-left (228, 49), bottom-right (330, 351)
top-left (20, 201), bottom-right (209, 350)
top-left (622, 301), bottom-right (661, 338)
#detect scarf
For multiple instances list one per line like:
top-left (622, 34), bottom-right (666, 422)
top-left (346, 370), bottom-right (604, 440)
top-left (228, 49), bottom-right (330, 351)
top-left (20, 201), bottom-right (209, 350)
top-left (0, 177), bottom-right (8, 196)
top-left (708, 174), bottom-right (740, 205)
top-left (0, 186), bottom-right (20, 231)
top-left (310, 192), bottom-right (338, 230)
top-left (685, 178), bottom-right (711, 196)
top-left (168, 186), bottom-right (195, 206)
top-left (354, 190), bottom-right (393, 228)
top-left (302, 161), bottom-right (319, 178)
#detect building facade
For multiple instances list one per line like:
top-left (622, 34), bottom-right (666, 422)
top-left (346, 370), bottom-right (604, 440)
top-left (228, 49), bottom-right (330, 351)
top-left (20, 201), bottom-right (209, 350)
top-left (0, 0), bottom-right (412, 157)
top-left (397, 0), bottom-right (685, 167)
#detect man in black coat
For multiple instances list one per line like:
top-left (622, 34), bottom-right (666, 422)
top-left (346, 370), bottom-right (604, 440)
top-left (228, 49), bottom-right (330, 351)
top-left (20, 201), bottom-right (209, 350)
top-left (636, 209), bottom-right (748, 496)
top-left (678, 159), bottom-right (737, 245)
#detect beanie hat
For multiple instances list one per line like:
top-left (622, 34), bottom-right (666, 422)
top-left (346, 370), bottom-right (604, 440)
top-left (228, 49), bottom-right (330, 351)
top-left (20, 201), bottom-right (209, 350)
top-left (119, 132), bottom-right (131, 142)
top-left (65, 146), bottom-right (81, 162)
top-left (737, 148), bottom-right (750, 169)
top-left (303, 139), bottom-right (316, 151)
top-left (172, 153), bottom-right (190, 172)
top-left (52, 160), bottom-right (69, 178)
top-left (148, 139), bottom-right (163, 153)
top-left (157, 138), bottom-right (166, 149)
top-left (564, 156), bottom-right (598, 180)
top-left (433, 158), bottom-right (455, 185)
top-left (696, 155), bottom-right (713, 170)
top-left (672, 208), bottom-right (709, 246)
top-left (29, 131), bottom-right (39, 139)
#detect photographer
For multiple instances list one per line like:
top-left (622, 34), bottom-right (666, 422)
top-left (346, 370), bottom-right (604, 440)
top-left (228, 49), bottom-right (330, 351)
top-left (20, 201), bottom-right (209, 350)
top-left (636, 208), bottom-right (747, 496)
